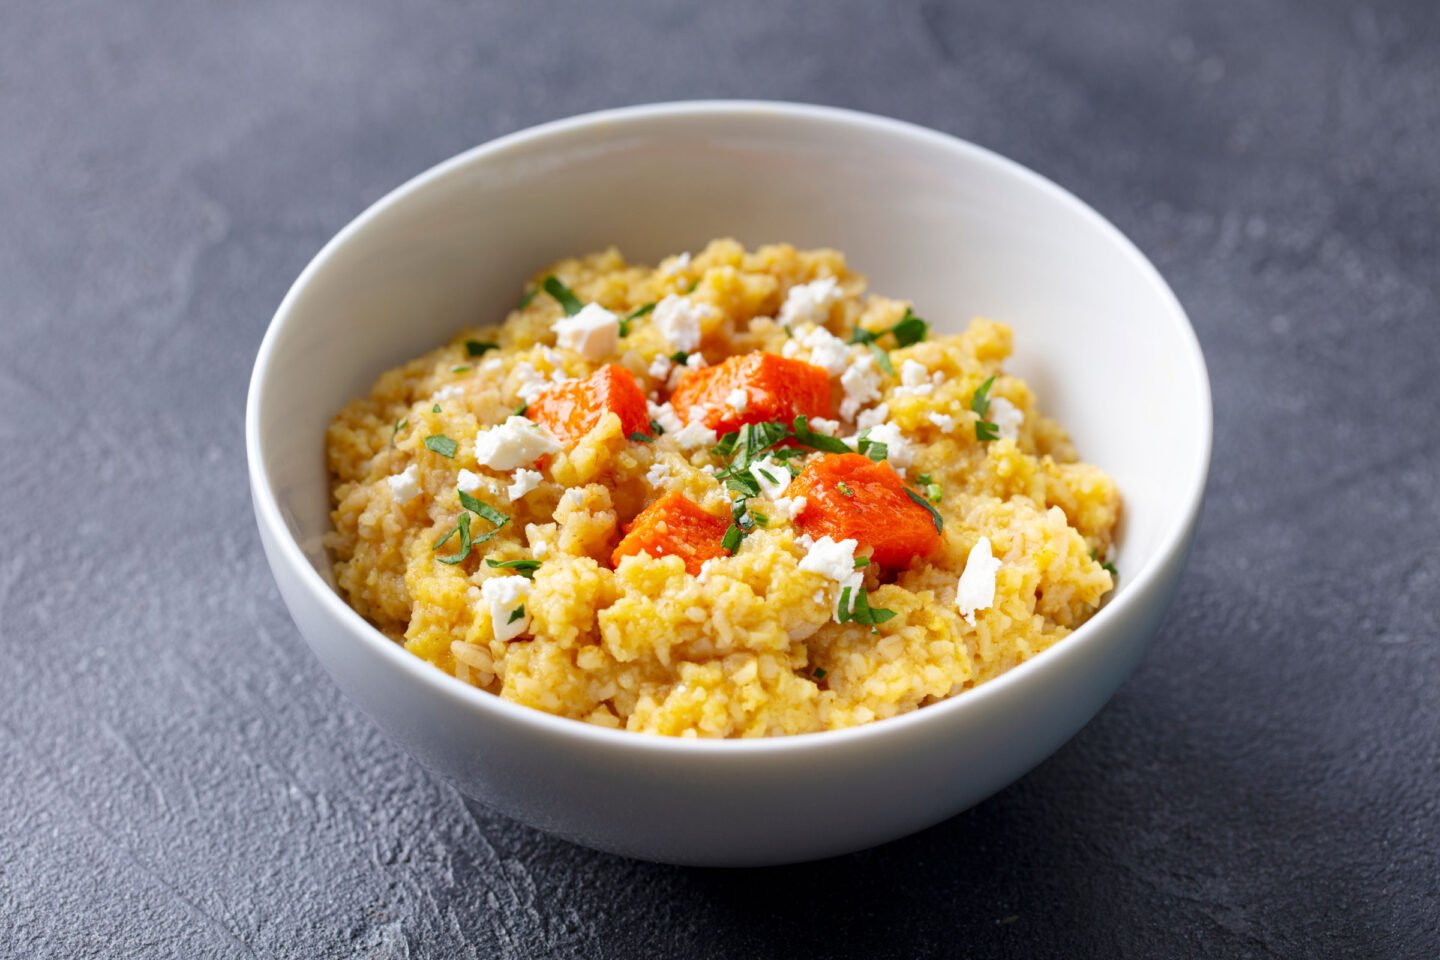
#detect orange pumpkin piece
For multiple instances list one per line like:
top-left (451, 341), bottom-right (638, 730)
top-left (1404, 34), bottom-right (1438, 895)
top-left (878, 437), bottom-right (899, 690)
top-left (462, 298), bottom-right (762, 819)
top-left (528, 364), bottom-right (650, 445)
top-left (669, 352), bottom-right (833, 434)
top-left (611, 492), bottom-right (731, 575)
top-left (790, 453), bottom-right (941, 569)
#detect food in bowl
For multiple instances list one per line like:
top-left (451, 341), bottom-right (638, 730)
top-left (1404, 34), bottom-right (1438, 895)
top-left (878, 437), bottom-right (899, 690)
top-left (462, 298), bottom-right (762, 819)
top-left (325, 240), bottom-right (1120, 737)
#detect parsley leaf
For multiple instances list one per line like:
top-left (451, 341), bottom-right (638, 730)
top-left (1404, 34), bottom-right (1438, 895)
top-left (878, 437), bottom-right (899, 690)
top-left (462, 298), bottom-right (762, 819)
top-left (721, 521), bottom-right (744, 553)
top-left (458, 490), bottom-right (509, 527)
top-left (905, 487), bottom-right (944, 532)
top-left (975, 420), bottom-right (1001, 442)
top-left (856, 431), bottom-right (888, 463)
top-left (451, 365), bottom-right (471, 373)
top-left (432, 403), bottom-right (441, 413)
top-left (435, 513), bottom-right (473, 564)
top-left (971, 375), bottom-right (996, 416)
top-left (486, 558), bottom-right (541, 579)
top-left (629, 431), bottom-right (654, 443)
top-left (466, 340), bottom-right (499, 357)
top-left (542, 276), bottom-right (584, 316)
top-left (791, 416), bottom-right (852, 454)
top-left (925, 482), bottom-right (943, 504)
top-left (865, 340), bottom-right (894, 375)
top-left (390, 417), bottom-right (408, 447)
top-left (507, 604), bottom-right (526, 624)
top-left (889, 308), bottom-right (929, 347)
top-left (669, 351), bottom-right (690, 364)
top-left (423, 434), bottom-right (458, 458)
top-left (513, 402), bottom-right (528, 417)
top-left (837, 481), bottom-right (855, 498)
top-left (812, 667), bottom-right (827, 679)
top-left (685, 278), bottom-right (700, 293)
top-left (853, 556), bottom-right (870, 568)
top-left (649, 418), bottom-right (665, 436)
top-left (517, 287), bottom-right (538, 310)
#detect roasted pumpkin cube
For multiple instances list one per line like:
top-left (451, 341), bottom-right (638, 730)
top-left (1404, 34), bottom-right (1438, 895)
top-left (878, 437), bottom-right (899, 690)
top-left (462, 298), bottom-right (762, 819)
top-left (528, 364), bottom-right (650, 445)
top-left (790, 453), bottom-right (941, 568)
top-left (611, 492), bottom-right (730, 575)
top-left (669, 352), bottom-right (833, 435)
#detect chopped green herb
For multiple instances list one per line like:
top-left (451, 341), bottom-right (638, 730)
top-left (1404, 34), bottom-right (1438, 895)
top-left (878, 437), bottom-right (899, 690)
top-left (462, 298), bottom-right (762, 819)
top-left (390, 417), bottom-right (408, 447)
top-left (791, 416), bottom-right (853, 454)
top-left (1102, 561), bottom-right (1119, 579)
top-left (685, 278), bottom-right (700, 293)
top-left (889, 308), bottom-right (929, 347)
top-left (649, 418), bottom-right (665, 436)
top-left (838, 584), bottom-right (897, 626)
top-left (975, 419), bottom-right (1001, 442)
top-left (865, 340), bottom-right (894, 375)
top-left (542, 276), bottom-right (584, 316)
top-left (856, 431), bottom-right (888, 463)
top-left (457, 490), bottom-right (509, 527)
top-left (837, 586), bottom-right (853, 620)
top-left (623, 302), bottom-right (657, 334)
top-left (423, 434), bottom-right (458, 458)
top-left (837, 481), bottom-right (855, 498)
top-left (812, 667), bottom-right (827, 679)
top-left (917, 473), bottom-right (933, 484)
top-left (925, 482), bottom-right (944, 504)
top-left (465, 340), bottom-right (499, 357)
top-left (712, 432), bottom-right (740, 458)
top-left (451, 365), bottom-right (471, 374)
top-left (432, 403), bottom-right (442, 413)
top-left (629, 431), bottom-right (654, 443)
top-left (517, 287), bottom-right (538, 310)
top-left (513, 402), bottom-right (528, 417)
top-left (971, 375), bottom-right (996, 416)
top-left (725, 472), bottom-right (761, 498)
top-left (486, 558), bottom-right (542, 579)
top-left (669, 351), bottom-right (690, 364)
top-left (905, 487), bottom-right (944, 532)
top-left (853, 556), bottom-right (870, 569)
top-left (507, 605), bottom-right (526, 624)
top-left (721, 522), bottom-right (744, 553)
top-left (750, 511), bottom-right (769, 527)
top-left (435, 513), bottom-right (473, 565)
top-left (757, 467), bottom-right (779, 484)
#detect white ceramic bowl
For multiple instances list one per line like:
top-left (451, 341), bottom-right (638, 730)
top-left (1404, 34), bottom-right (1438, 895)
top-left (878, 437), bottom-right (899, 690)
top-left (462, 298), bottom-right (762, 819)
top-left (247, 101), bottom-right (1211, 866)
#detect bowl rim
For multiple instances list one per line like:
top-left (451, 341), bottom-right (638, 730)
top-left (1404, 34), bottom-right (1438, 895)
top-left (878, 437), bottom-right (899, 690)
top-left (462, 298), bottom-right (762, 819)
top-left (246, 98), bottom-right (1213, 756)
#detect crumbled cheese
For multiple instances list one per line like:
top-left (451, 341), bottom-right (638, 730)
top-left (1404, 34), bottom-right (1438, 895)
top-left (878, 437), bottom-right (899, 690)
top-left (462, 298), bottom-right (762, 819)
top-left (480, 357), bottom-right (504, 373)
top-left (560, 489), bottom-right (584, 508)
top-left (893, 359), bottom-right (938, 397)
top-left (456, 469), bottom-right (485, 493)
top-left (648, 400), bottom-right (685, 436)
top-left (787, 324), bottom-right (851, 375)
top-left (660, 251), bottom-right (691, 276)
top-left (796, 533), bottom-right (816, 549)
top-left (645, 459), bottom-right (672, 488)
top-left (989, 396), bottom-right (1024, 441)
top-left (552, 303), bottom-right (619, 360)
top-left (653, 295), bottom-right (712, 352)
top-left (855, 403), bottom-right (890, 432)
top-left (532, 540), bottom-right (549, 558)
top-left (672, 420), bottom-right (718, 450)
top-left (956, 536), bottom-right (1003, 626)
top-left (840, 354), bottom-right (883, 420)
top-left (647, 355), bottom-right (673, 381)
top-left (725, 388), bottom-right (749, 414)
top-left (749, 456), bottom-right (792, 499)
top-left (779, 277), bottom-right (841, 328)
top-left (772, 495), bottom-right (808, 521)
top-left (514, 362), bottom-right (551, 403)
top-left (809, 417), bottom-right (841, 436)
top-left (927, 412), bottom-right (956, 433)
top-left (481, 575), bottom-right (532, 641)
top-left (433, 383), bottom-right (466, 401)
top-left (386, 464), bottom-right (422, 504)
top-left (507, 468), bottom-right (542, 500)
top-left (685, 352), bottom-right (706, 368)
top-left (474, 416), bottom-right (561, 470)
top-left (798, 535), bottom-right (859, 582)
top-left (862, 422), bottom-right (915, 469)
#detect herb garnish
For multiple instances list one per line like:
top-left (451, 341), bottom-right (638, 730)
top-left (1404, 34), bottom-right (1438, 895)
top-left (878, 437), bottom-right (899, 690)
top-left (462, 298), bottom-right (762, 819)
top-left (466, 340), bottom-right (499, 357)
top-left (513, 402), bottom-right (528, 417)
top-left (423, 434), bottom-right (458, 458)
top-left (669, 351), bottom-right (690, 364)
top-left (517, 287), bottom-right (538, 310)
top-left (837, 584), bottom-right (897, 626)
top-left (486, 558), bottom-right (542, 579)
top-left (685, 278), bottom-right (700, 293)
top-left (791, 415), bottom-right (853, 454)
top-left (904, 487), bottom-right (944, 533)
top-left (813, 667), bottom-right (827, 679)
top-left (649, 418), bottom-right (665, 436)
top-left (542, 276), bottom-right (584, 316)
top-left (1092, 548), bottom-right (1119, 580)
top-left (432, 403), bottom-right (441, 413)
top-left (451, 365), bottom-right (471, 374)
top-left (629, 432), bottom-right (653, 443)
top-left (848, 307), bottom-right (930, 376)
top-left (390, 417), bottom-right (408, 447)
top-left (856, 431), bottom-right (888, 463)
top-left (971, 375), bottom-right (1000, 442)
top-left (853, 556), bottom-right (870, 569)
top-left (619, 301), bottom-right (656, 337)
top-left (435, 491), bottom-right (510, 565)
top-left (507, 605), bottom-right (526, 624)
top-left (435, 513), bottom-right (472, 564)
top-left (837, 481), bottom-right (855, 498)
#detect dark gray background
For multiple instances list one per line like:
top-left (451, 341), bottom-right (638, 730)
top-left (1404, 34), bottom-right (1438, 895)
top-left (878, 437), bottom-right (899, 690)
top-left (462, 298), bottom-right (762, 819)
top-left (3, 0), bottom-right (1437, 956)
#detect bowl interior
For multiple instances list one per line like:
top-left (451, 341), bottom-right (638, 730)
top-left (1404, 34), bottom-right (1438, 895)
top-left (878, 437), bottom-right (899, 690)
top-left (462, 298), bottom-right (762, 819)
top-left (253, 103), bottom-right (1208, 621)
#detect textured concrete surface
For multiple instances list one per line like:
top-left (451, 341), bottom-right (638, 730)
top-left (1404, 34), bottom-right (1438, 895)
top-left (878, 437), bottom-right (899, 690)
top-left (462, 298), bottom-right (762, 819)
top-left (3, 0), bottom-right (1438, 956)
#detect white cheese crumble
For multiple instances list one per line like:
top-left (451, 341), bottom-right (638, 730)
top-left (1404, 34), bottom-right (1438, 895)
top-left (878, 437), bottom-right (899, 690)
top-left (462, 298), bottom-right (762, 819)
top-left (456, 469), bottom-right (485, 493)
top-left (809, 417), bottom-right (841, 436)
top-left (481, 575), bottom-right (532, 642)
top-left (652, 295), bottom-right (712, 353)
top-left (480, 357), bottom-right (504, 373)
top-left (927, 412), bottom-right (956, 433)
top-left (798, 535), bottom-right (859, 581)
top-left (725, 388), bottom-right (749, 414)
top-left (506, 468), bottom-right (542, 500)
top-left (783, 324), bottom-right (851, 375)
top-left (433, 383), bottom-right (466, 401)
top-left (513, 362), bottom-right (551, 403)
top-left (386, 464), bottom-right (422, 504)
top-left (645, 459), bottom-right (672, 488)
top-left (956, 536), bottom-right (1003, 626)
top-left (648, 400), bottom-right (685, 436)
top-left (779, 277), bottom-right (841, 328)
top-left (685, 352), bottom-right (706, 368)
top-left (893, 359), bottom-right (940, 397)
top-left (672, 420), bottom-right (718, 450)
top-left (840, 354), bottom-right (883, 420)
top-left (988, 396), bottom-right (1024, 441)
top-left (861, 422), bottom-right (915, 469)
top-left (551, 303), bottom-right (619, 360)
top-left (772, 495), bottom-right (808, 521)
top-left (748, 456), bottom-right (792, 499)
top-left (647, 355), bottom-right (673, 381)
top-left (660, 251), bottom-right (691, 276)
top-left (855, 403), bottom-right (890, 432)
top-left (474, 417), bottom-right (561, 471)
